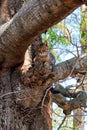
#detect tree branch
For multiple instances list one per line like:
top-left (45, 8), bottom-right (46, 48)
top-left (52, 54), bottom-right (87, 81)
top-left (0, 0), bottom-right (83, 69)
top-left (21, 53), bottom-right (87, 89)
top-left (52, 91), bottom-right (87, 115)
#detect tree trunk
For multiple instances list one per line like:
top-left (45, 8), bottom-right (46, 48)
top-left (0, 70), bottom-right (52, 130)
top-left (0, 1), bottom-right (87, 130)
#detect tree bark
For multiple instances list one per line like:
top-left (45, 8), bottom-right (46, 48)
top-left (0, 0), bottom-right (83, 69)
top-left (0, 70), bottom-right (52, 130)
top-left (0, 0), bottom-right (87, 130)
top-left (1, 54), bottom-right (87, 129)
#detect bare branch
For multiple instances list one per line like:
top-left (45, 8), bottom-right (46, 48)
top-left (51, 54), bottom-right (87, 82)
top-left (57, 116), bottom-right (66, 130)
top-left (52, 91), bottom-right (87, 115)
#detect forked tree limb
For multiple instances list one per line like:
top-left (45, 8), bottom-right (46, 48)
top-left (0, 0), bottom-right (84, 69)
top-left (43, 54), bottom-right (87, 86)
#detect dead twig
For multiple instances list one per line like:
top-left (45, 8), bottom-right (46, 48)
top-left (57, 116), bottom-right (66, 130)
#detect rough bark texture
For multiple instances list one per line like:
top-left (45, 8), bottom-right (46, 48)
top-left (0, 0), bottom-right (83, 71)
top-left (0, 0), bottom-right (87, 130)
top-left (0, 70), bottom-right (52, 130)
top-left (0, 1), bottom-right (52, 130)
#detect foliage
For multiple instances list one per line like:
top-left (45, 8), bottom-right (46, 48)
top-left (42, 7), bottom-right (86, 130)
top-left (80, 6), bottom-right (87, 46)
top-left (52, 103), bottom-right (73, 130)
top-left (42, 25), bottom-right (69, 49)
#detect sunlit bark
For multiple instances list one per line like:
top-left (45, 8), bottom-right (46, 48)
top-left (0, 0), bottom-right (87, 130)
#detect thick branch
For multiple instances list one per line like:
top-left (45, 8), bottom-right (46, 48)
top-left (0, 0), bottom-right (83, 69)
top-left (52, 91), bottom-right (87, 115)
top-left (21, 54), bottom-right (87, 89)
top-left (52, 54), bottom-right (87, 82)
